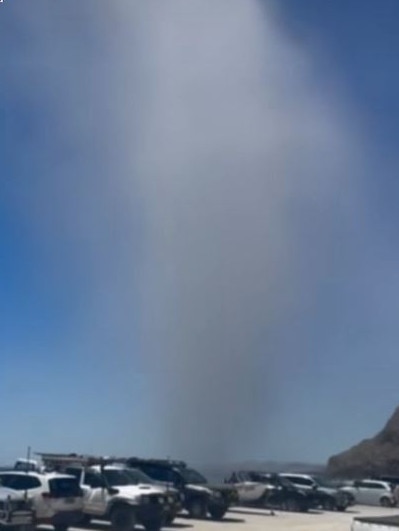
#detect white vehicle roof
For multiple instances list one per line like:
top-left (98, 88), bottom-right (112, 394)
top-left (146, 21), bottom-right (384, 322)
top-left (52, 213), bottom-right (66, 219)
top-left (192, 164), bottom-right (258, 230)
top-left (0, 471), bottom-right (75, 480)
top-left (359, 479), bottom-right (392, 488)
top-left (281, 473), bottom-right (312, 478)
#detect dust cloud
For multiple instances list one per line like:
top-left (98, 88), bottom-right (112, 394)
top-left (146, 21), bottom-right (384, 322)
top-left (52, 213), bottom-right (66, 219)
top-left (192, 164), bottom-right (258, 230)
top-left (2, 0), bottom-right (367, 462)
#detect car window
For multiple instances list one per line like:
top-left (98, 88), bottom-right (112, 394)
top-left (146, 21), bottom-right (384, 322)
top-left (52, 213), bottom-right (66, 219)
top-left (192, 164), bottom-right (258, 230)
top-left (49, 477), bottom-right (82, 498)
top-left (285, 476), bottom-right (313, 487)
top-left (358, 481), bottom-right (383, 489)
top-left (84, 472), bottom-right (105, 489)
top-left (65, 468), bottom-right (83, 481)
top-left (140, 466), bottom-right (174, 483)
top-left (366, 482), bottom-right (385, 489)
top-left (0, 475), bottom-right (41, 490)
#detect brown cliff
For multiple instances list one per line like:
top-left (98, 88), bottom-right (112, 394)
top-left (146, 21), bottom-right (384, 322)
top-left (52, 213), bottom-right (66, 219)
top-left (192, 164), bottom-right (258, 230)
top-left (327, 407), bottom-right (399, 477)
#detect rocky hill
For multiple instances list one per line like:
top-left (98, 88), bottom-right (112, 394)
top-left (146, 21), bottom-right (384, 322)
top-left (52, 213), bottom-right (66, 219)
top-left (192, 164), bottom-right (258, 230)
top-left (327, 407), bottom-right (399, 477)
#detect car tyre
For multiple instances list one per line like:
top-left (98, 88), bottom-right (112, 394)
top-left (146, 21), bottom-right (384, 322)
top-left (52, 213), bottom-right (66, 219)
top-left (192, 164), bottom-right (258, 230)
top-left (188, 499), bottom-right (207, 519)
top-left (80, 515), bottom-right (92, 526)
top-left (322, 498), bottom-right (336, 511)
top-left (283, 498), bottom-right (300, 512)
top-left (380, 497), bottom-right (392, 508)
top-left (143, 520), bottom-right (163, 531)
top-left (208, 506), bottom-right (227, 520)
top-left (111, 506), bottom-right (136, 531)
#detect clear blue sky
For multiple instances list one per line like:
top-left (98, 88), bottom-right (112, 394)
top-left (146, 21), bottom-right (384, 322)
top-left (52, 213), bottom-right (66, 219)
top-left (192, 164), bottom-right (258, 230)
top-left (1, 0), bottom-right (399, 465)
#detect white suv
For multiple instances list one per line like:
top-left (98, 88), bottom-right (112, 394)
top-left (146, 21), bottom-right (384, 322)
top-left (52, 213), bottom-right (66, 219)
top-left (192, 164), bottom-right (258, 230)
top-left (341, 479), bottom-right (395, 507)
top-left (0, 472), bottom-right (83, 530)
top-left (0, 486), bottom-right (33, 531)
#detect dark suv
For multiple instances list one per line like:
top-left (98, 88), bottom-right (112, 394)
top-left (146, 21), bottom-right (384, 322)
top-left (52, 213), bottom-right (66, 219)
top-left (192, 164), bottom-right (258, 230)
top-left (226, 471), bottom-right (313, 512)
top-left (126, 458), bottom-right (238, 520)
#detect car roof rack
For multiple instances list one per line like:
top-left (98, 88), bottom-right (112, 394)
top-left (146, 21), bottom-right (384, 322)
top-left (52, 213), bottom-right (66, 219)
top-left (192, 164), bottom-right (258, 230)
top-left (36, 453), bottom-right (125, 470)
top-left (126, 457), bottom-right (187, 468)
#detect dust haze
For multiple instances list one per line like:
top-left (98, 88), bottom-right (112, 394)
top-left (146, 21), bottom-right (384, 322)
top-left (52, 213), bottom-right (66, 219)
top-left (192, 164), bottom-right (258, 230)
top-left (3, 0), bottom-right (368, 462)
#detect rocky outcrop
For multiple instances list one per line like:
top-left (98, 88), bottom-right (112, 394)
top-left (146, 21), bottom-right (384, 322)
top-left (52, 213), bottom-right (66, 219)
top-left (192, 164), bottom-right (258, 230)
top-left (327, 407), bottom-right (399, 477)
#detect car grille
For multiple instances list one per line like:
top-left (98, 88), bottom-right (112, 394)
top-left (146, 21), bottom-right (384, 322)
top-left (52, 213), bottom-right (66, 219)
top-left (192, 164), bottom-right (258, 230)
top-left (148, 494), bottom-right (166, 505)
top-left (11, 500), bottom-right (30, 511)
top-left (0, 499), bottom-right (30, 512)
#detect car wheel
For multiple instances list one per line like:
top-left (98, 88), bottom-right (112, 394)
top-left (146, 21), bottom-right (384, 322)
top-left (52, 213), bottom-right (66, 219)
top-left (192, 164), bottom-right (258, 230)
top-left (80, 515), bottom-right (92, 526)
top-left (188, 499), bottom-right (207, 519)
top-left (111, 506), bottom-right (136, 531)
top-left (380, 497), bottom-right (392, 508)
top-left (322, 498), bottom-right (336, 511)
top-left (164, 515), bottom-right (175, 526)
top-left (143, 520), bottom-right (163, 531)
top-left (260, 493), bottom-right (270, 509)
top-left (283, 498), bottom-right (300, 512)
top-left (208, 506), bottom-right (227, 520)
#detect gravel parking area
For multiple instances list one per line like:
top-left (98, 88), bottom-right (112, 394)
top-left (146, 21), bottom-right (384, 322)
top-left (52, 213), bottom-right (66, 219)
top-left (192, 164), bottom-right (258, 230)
top-left (50, 506), bottom-right (399, 531)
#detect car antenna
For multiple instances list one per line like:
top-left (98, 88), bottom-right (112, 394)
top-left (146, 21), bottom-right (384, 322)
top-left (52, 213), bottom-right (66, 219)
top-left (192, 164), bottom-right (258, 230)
top-left (24, 446), bottom-right (31, 502)
top-left (26, 446), bottom-right (31, 473)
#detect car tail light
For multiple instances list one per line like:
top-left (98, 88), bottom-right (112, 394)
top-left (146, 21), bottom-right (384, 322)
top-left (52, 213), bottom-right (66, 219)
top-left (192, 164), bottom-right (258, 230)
top-left (42, 492), bottom-right (52, 499)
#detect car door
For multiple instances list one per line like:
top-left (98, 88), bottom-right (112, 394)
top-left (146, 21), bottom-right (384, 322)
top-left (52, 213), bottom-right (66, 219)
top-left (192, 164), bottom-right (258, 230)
top-left (81, 471), bottom-right (108, 515)
top-left (355, 481), bottom-right (374, 505)
top-left (47, 476), bottom-right (83, 516)
top-left (363, 481), bottom-right (386, 505)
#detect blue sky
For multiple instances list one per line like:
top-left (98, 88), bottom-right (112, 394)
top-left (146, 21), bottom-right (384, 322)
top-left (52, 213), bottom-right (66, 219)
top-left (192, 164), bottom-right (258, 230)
top-left (1, 0), bottom-right (399, 465)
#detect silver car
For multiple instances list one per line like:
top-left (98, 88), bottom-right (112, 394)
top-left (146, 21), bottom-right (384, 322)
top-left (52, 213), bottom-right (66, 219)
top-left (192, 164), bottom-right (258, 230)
top-left (342, 479), bottom-right (395, 507)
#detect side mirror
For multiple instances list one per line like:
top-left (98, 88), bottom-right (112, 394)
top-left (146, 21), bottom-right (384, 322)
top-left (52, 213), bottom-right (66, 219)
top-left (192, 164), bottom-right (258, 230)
top-left (107, 487), bottom-right (119, 495)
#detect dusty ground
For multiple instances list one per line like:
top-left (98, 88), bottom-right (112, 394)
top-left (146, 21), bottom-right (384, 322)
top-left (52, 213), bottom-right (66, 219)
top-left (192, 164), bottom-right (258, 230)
top-left (63, 506), bottom-right (399, 531)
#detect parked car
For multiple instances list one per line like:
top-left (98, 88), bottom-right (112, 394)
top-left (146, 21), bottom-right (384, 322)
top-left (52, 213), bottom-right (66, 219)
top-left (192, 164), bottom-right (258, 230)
top-left (226, 471), bottom-right (312, 512)
top-left (68, 465), bottom-right (182, 527)
top-left (280, 473), bottom-right (353, 511)
top-left (0, 471), bottom-right (82, 531)
top-left (36, 453), bottom-right (173, 531)
top-left (127, 457), bottom-right (238, 520)
top-left (0, 485), bottom-right (33, 531)
top-left (13, 459), bottom-right (42, 473)
top-left (341, 479), bottom-right (395, 507)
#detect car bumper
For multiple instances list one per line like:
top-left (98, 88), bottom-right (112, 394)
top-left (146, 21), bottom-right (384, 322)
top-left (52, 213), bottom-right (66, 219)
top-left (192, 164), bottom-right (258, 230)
top-left (136, 503), bottom-right (169, 525)
top-left (4, 510), bottom-right (34, 527)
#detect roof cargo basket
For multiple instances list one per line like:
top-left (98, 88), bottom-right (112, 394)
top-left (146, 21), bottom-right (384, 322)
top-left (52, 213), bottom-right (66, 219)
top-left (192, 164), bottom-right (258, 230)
top-left (36, 453), bottom-right (124, 470)
top-left (126, 457), bottom-right (187, 468)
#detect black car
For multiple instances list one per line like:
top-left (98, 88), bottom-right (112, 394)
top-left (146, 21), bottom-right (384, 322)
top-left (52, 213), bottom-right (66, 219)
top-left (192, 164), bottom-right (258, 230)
top-left (280, 474), bottom-right (353, 511)
top-left (238, 472), bottom-right (313, 512)
top-left (126, 458), bottom-right (238, 520)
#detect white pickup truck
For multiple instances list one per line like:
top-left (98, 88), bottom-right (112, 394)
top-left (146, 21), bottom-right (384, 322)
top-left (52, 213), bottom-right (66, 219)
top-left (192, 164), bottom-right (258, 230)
top-left (37, 453), bottom-right (173, 531)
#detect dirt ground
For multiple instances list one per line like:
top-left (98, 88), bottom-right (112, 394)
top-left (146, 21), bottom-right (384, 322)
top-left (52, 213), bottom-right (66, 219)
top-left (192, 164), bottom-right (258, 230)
top-left (62, 505), bottom-right (399, 531)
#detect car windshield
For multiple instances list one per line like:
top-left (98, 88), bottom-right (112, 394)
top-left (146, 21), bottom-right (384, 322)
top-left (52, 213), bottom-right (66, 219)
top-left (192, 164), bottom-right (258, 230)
top-left (277, 476), bottom-right (297, 489)
top-left (125, 468), bottom-right (154, 485)
top-left (103, 469), bottom-right (137, 486)
top-left (180, 468), bottom-right (207, 485)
